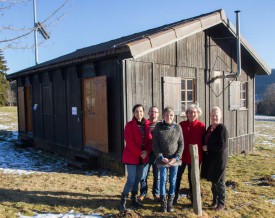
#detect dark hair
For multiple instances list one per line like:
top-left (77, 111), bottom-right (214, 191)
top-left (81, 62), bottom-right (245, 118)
top-left (149, 106), bottom-right (159, 112)
top-left (132, 104), bottom-right (145, 113)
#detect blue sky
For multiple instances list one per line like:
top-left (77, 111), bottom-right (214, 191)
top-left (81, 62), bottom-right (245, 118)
top-left (2, 0), bottom-right (275, 74)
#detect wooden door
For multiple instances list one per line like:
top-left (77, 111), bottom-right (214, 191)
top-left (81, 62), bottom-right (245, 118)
top-left (82, 76), bottom-right (108, 153)
top-left (25, 86), bottom-right (33, 132)
top-left (18, 87), bottom-right (26, 132)
top-left (17, 86), bottom-right (33, 133)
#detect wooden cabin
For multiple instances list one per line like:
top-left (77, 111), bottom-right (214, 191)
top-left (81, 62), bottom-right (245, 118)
top-left (7, 9), bottom-right (271, 174)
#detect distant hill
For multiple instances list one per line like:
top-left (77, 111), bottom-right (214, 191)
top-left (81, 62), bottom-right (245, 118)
top-left (255, 69), bottom-right (275, 100)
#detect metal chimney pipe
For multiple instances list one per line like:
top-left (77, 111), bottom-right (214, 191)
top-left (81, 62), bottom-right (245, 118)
top-left (235, 10), bottom-right (241, 77)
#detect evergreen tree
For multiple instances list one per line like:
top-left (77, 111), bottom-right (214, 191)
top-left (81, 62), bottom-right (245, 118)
top-left (0, 50), bottom-right (9, 106)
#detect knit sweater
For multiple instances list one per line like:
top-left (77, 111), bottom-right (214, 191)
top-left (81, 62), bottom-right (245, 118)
top-left (153, 121), bottom-right (184, 161)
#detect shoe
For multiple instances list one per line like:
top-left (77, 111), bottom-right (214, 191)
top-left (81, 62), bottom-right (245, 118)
top-left (154, 195), bottom-right (161, 201)
top-left (215, 204), bottom-right (225, 211)
top-left (210, 203), bottom-right (217, 209)
top-left (137, 195), bottom-right (145, 202)
top-left (173, 193), bottom-right (179, 205)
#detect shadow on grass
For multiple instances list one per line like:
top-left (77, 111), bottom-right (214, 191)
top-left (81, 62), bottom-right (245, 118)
top-left (0, 189), bottom-right (172, 217)
top-left (0, 188), bottom-right (121, 209)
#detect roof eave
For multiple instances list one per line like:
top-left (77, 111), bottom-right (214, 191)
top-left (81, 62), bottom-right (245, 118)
top-left (127, 10), bottom-right (224, 58)
top-left (6, 45), bottom-right (130, 81)
top-left (127, 9), bottom-right (271, 76)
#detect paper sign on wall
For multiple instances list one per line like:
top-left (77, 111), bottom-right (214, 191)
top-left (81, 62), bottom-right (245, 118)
top-left (33, 104), bottom-right (38, 110)
top-left (72, 107), bottom-right (77, 115)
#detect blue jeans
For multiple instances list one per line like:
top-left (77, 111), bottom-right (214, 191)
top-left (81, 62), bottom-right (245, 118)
top-left (139, 160), bottom-right (160, 197)
top-left (122, 164), bottom-right (145, 195)
top-left (159, 165), bottom-right (178, 197)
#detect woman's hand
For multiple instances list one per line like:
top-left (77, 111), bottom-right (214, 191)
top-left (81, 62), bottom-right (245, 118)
top-left (141, 150), bottom-right (147, 159)
top-left (162, 158), bottom-right (169, 164)
top-left (202, 145), bottom-right (208, 151)
top-left (168, 158), bottom-right (176, 166)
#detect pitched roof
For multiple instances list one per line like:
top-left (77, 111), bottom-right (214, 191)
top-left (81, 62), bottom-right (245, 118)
top-left (7, 9), bottom-right (270, 80)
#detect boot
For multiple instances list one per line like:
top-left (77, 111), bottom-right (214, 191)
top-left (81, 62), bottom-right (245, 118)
top-left (130, 191), bottom-right (143, 208)
top-left (173, 192), bottom-right (179, 205)
top-left (119, 193), bottom-right (127, 211)
top-left (167, 195), bottom-right (174, 212)
top-left (160, 195), bottom-right (167, 212)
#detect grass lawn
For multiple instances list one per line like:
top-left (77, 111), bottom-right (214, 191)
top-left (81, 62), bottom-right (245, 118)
top-left (0, 107), bottom-right (274, 217)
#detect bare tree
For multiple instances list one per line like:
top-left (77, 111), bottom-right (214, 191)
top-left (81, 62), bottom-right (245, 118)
top-left (257, 83), bottom-right (275, 116)
top-left (263, 83), bottom-right (275, 102)
top-left (0, 0), bottom-right (72, 50)
top-left (6, 85), bottom-right (16, 106)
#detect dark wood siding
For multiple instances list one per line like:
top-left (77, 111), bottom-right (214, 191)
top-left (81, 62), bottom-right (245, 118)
top-left (52, 69), bottom-right (67, 146)
top-left (41, 72), bottom-right (54, 149)
top-left (66, 66), bottom-right (83, 150)
top-left (97, 59), bottom-right (123, 159)
top-left (32, 75), bottom-right (43, 138)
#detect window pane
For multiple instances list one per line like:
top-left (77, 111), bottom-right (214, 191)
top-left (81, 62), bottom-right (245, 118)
top-left (187, 80), bottom-right (193, 89)
top-left (243, 100), bottom-right (246, 107)
top-left (241, 92), bottom-right (246, 99)
top-left (181, 80), bottom-right (185, 89)
top-left (242, 83), bottom-right (246, 91)
top-left (181, 103), bottom-right (186, 112)
top-left (181, 91), bottom-right (186, 101)
top-left (187, 91), bottom-right (193, 101)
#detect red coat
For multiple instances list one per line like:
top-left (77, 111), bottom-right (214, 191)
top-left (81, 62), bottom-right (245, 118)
top-left (122, 117), bottom-right (152, 164)
top-left (179, 120), bottom-right (205, 164)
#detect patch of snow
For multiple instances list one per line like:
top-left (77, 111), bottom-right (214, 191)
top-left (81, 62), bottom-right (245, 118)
top-left (269, 199), bottom-right (275, 205)
top-left (255, 115), bottom-right (275, 122)
top-left (0, 141), bottom-right (69, 175)
top-left (0, 124), bottom-right (10, 130)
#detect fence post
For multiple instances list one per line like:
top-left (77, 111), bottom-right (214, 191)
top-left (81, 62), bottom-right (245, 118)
top-left (189, 144), bottom-right (202, 216)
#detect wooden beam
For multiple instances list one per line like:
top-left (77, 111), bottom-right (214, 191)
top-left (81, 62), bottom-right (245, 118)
top-left (190, 144), bottom-right (203, 216)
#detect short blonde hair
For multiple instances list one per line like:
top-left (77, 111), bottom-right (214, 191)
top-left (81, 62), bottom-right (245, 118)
top-left (185, 104), bottom-right (202, 116)
top-left (211, 106), bottom-right (222, 115)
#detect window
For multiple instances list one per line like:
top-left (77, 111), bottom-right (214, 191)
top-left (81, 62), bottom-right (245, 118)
top-left (181, 79), bottom-right (195, 114)
top-left (240, 82), bottom-right (248, 108)
top-left (229, 81), bottom-right (248, 110)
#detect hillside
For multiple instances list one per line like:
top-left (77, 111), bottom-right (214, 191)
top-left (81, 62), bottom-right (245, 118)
top-left (255, 69), bottom-right (275, 100)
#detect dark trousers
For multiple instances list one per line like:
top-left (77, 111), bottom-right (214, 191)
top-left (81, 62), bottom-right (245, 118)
top-left (175, 163), bottom-right (192, 194)
top-left (211, 178), bottom-right (226, 206)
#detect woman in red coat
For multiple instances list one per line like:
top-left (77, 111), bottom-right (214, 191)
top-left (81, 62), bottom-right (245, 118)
top-left (119, 104), bottom-right (152, 211)
top-left (174, 104), bottom-right (205, 205)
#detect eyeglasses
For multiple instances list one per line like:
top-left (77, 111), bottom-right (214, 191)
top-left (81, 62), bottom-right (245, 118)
top-left (150, 111), bottom-right (159, 113)
top-left (188, 111), bottom-right (197, 114)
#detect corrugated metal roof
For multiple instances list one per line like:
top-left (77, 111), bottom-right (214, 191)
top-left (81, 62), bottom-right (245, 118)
top-left (7, 9), bottom-right (270, 80)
